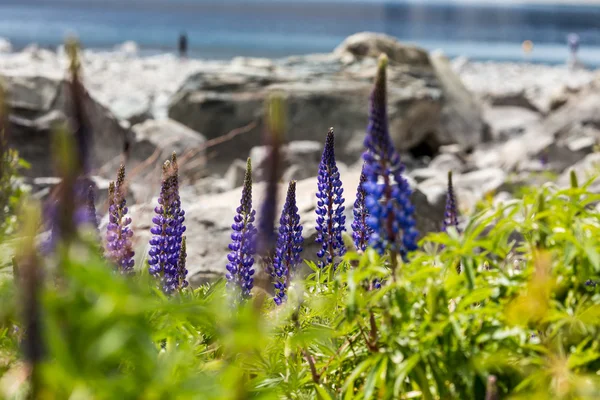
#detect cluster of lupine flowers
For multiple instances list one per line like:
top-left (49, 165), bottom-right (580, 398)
top-left (226, 55), bottom-right (426, 304)
top-left (45, 52), bottom-right (472, 304)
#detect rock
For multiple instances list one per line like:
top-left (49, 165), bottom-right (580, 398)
top-left (169, 43), bottom-right (483, 169)
top-left (3, 75), bottom-right (63, 117)
top-left (249, 140), bottom-right (323, 182)
top-left (224, 159), bottom-right (248, 190)
top-left (111, 95), bottom-right (153, 126)
top-left (22, 44), bottom-right (55, 62)
top-left (429, 51), bottom-right (484, 150)
top-left (487, 90), bottom-right (540, 112)
top-left (543, 89), bottom-right (600, 138)
top-left (3, 75), bottom-right (132, 179)
top-left (130, 119), bottom-right (207, 181)
top-left (428, 153), bottom-right (465, 174)
top-left (127, 166), bottom-right (445, 284)
top-left (418, 167), bottom-right (507, 214)
top-left (0, 38), bottom-right (12, 53)
top-left (409, 167), bottom-right (442, 184)
top-left (115, 41), bottom-right (139, 56)
top-left (483, 106), bottom-right (542, 141)
top-left (285, 140), bottom-right (323, 168)
top-left (8, 111), bottom-right (66, 177)
top-left (457, 168), bottom-right (507, 195)
top-left (333, 32), bottom-right (430, 67)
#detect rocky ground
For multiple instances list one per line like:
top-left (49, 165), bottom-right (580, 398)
top-left (2, 32), bottom-right (600, 284)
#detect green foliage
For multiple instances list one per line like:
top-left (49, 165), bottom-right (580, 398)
top-left (0, 179), bottom-right (599, 399)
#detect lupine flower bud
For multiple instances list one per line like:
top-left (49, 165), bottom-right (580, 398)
top-left (105, 165), bottom-right (135, 274)
top-left (272, 181), bottom-right (303, 305)
top-left (362, 54), bottom-right (418, 259)
top-left (352, 164), bottom-right (372, 252)
top-left (442, 171), bottom-right (459, 232)
top-left (148, 158), bottom-right (187, 294)
top-left (315, 128), bottom-right (346, 268)
top-left (226, 158), bottom-right (257, 301)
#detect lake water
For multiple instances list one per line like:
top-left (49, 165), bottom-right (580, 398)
top-left (2, 0), bottom-right (600, 66)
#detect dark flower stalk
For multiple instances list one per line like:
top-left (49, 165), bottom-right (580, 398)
top-left (43, 39), bottom-right (95, 251)
top-left (362, 54), bottom-right (418, 267)
top-left (226, 158), bottom-right (257, 301)
top-left (442, 171), bottom-right (459, 232)
top-left (86, 185), bottom-right (99, 234)
top-left (272, 181), bottom-right (303, 305)
top-left (257, 95), bottom-right (284, 258)
top-left (105, 165), bottom-right (135, 274)
top-left (66, 37), bottom-right (92, 176)
top-left (352, 164), bottom-right (372, 252)
top-left (16, 203), bottom-right (44, 398)
top-left (177, 237), bottom-right (188, 290)
top-left (315, 128), bottom-right (346, 268)
top-left (148, 157), bottom-right (187, 293)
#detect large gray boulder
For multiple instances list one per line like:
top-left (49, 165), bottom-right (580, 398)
top-left (130, 118), bottom-right (207, 182)
top-left (2, 75), bottom-right (132, 178)
top-left (168, 34), bottom-right (484, 170)
top-left (333, 32), bottom-right (430, 66)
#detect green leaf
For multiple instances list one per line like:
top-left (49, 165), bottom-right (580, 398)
top-left (393, 354), bottom-right (421, 397)
top-left (315, 384), bottom-right (334, 400)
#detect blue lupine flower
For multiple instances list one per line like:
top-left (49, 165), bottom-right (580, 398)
top-left (226, 158), bottom-right (257, 301)
top-left (362, 54), bottom-right (418, 259)
top-left (442, 171), bottom-right (459, 232)
top-left (148, 155), bottom-right (187, 293)
top-left (272, 181), bottom-right (303, 305)
top-left (105, 165), bottom-right (135, 274)
top-left (352, 164), bottom-right (372, 252)
top-left (315, 128), bottom-right (346, 268)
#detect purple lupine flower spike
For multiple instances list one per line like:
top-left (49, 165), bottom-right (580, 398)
top-left (226, 158), bottom-right (258, 301)
top-left (105, 165), bottom-right (135, 274)
top-left (315, 128), bottom-right (346, 268)
top-left (148, 157), bottom-right (187, 293)
top-left (442, 171), bottom-right (459, 232)
top-left (352, 164), bottom-right (372, 252)
top-left (177, 237), bottom-right (188, 290)
top-left (362, 54), bottom-right (418, 261)
top-left (272, 181), bottom-right (303, 305)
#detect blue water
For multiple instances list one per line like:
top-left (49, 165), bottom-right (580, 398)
top-left (2, 0), bottom-right (600, 65)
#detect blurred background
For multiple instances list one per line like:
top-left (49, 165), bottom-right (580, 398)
top-left (1, 0), bottom-right (599, 65)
